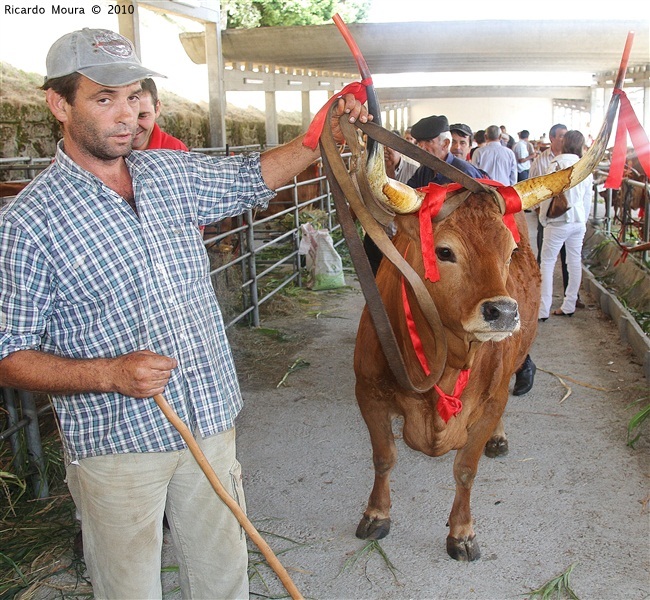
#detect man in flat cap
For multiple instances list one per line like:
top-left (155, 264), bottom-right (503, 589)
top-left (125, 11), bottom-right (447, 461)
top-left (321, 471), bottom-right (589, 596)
top-left (407, 115), bottom-right (484, 188)
top-left (0, 27), bottom-right (370, 599)
top-left (450, 123), bottom-right (474, 161)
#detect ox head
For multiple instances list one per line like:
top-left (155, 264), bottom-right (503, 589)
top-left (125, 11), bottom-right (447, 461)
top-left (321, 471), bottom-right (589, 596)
top-left (384, 190), bottom-right (522, 345)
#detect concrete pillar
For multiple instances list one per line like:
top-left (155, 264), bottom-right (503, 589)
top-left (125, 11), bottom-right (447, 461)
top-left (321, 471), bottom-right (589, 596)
top-left (205, 22), bottom-right (227, 148)
top-left (265, 91), bottom-right (278, 146)
top-left (302, 90), bottom-right (311, 133)
top-left (116, 0), bottom-right (141, 57)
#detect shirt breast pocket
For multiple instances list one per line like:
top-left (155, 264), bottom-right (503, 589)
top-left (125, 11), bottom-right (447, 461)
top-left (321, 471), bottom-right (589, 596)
top-left (153, 220), bottom-right (209, 284)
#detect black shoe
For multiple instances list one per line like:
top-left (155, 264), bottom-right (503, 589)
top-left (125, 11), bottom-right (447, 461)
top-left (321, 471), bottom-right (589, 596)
top-left (513, 355), bottom-right (536, 396)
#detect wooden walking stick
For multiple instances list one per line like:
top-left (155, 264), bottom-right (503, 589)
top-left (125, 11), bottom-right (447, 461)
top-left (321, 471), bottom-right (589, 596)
top-left (153, 394), bottom-right (304, 600)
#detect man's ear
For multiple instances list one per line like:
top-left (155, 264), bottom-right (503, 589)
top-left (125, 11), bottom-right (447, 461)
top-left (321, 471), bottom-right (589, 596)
top-left (154, 100), bottom-right (162, 119)
top-left (46, 89), bottom-right (69, 124)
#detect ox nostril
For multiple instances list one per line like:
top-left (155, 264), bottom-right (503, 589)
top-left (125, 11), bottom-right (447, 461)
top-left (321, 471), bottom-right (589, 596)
top-left (481, 299), bottom-right (519, 325)
top-left (482, 302), bottom-right (502, 322)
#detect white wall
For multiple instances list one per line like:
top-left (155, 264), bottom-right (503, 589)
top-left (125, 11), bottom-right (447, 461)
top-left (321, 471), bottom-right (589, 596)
top-left (408, 97), bottom-right (555, 142)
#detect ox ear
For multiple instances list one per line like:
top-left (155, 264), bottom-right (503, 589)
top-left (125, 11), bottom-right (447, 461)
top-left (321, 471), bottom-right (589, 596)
top-left (395, 214), bottom-right (421, 242)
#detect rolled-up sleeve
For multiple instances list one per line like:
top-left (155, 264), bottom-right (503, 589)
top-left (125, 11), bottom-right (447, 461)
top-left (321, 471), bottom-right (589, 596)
top-left (0, 219), bottom-right (53, 360)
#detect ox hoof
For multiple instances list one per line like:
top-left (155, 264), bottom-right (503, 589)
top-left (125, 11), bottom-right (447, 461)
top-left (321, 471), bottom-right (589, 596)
top-left (484, 436), bottom-right (509, 458)
top-left (446, 534), bottom-right (481, 562)
top-left (355, 515), bottom-right (391, 540)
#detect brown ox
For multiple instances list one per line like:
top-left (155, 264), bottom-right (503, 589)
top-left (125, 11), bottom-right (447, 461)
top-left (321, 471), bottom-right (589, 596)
top-left (353, 194), bottom-right (538, 561)
top-left (343, 88), bottom-right (618, 562)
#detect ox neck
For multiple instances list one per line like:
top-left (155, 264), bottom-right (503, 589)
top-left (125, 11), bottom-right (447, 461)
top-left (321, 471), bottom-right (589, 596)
top-left (445, 332), bottom-right (480, 372)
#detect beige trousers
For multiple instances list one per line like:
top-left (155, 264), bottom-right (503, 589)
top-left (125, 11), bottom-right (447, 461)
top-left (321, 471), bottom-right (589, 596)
top-left (66, 428), bottom-right (248, 600)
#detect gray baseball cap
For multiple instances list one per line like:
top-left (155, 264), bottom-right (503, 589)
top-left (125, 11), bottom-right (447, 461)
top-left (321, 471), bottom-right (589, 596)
top-left (45, 28), bottom-right (165, 86)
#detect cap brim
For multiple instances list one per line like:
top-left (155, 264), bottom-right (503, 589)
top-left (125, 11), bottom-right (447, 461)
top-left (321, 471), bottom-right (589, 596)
top-left (78, 63), bottom-right (166, 87)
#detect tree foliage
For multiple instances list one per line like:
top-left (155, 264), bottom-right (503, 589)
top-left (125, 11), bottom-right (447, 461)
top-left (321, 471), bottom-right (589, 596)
top-left (223, 0), bottom-right (370, 29)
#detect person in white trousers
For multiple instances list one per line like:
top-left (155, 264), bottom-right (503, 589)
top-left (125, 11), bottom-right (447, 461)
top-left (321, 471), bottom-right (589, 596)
top-left (538, 130), bottom-right (593, 320)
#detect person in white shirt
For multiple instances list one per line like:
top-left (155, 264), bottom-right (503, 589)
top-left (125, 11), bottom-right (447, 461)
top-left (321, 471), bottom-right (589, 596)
top-left (538, 130), bottom-right (593, 320)
top-left (471, 125), bottom-right (517, 185)
top-left (513, 129), bottom-right (538, 181)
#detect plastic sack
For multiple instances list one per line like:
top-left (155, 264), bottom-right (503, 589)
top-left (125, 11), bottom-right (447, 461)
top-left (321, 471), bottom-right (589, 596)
top-left (299, 223), bottom-right (346, 290)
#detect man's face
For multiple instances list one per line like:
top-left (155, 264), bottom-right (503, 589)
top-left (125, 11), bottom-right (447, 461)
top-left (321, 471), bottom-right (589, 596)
top-left (417, 136), bottom-right (449, 161)
top-left (450, 132), bottom-right (471, 159)
top-left (132, 92), bottom-right (160, 150)
top-left (56, 76), bottom-right (140, 162)
top-left (550, 128), bottom-right (567, 155)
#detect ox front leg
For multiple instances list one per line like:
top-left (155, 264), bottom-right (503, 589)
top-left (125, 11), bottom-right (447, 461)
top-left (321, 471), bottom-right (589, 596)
top-left (447, 447), bottom-right (482, 561)
top-left (355, 399), bottom-right (396, 541)
top-left (484, 417), bottom-right (509, 458)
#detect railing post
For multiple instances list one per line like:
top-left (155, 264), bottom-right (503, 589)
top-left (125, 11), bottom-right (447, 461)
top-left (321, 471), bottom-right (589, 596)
top-left (244, 209), bottom-right (260, 327)
top-left (2, 387), bottom-right (26, 475)
top-left (19, 391), bottom-right (49, 499)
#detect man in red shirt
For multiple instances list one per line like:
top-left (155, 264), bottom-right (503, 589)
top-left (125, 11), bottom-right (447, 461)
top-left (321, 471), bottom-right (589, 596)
top-left (132, 78), bottom-right (188, 151)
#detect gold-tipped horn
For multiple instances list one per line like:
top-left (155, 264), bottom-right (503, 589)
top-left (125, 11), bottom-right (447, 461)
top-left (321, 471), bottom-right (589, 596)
top-left (514, 31), bottom-right (634, 211)
top-left (513, 98), bottom-right (619, 210)
top-left (366, 142), bottom-right (425, 214)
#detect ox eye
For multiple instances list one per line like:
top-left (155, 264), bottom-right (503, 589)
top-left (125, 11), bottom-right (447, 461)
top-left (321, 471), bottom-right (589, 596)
top-left (435, 247), bottom-right (455, 262)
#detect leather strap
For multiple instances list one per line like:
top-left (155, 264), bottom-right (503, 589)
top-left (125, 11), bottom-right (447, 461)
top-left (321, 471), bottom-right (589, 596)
top-left (355, 121), bottom-right (489, 195)
top-left (320, 116), bottom-right (447, 392)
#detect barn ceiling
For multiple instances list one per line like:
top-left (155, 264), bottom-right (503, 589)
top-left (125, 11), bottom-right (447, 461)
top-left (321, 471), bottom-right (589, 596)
top-left (219, 20), bottom-right (649, 78)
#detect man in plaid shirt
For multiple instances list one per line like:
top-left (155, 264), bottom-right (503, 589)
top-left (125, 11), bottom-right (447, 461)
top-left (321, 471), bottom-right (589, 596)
top-left (0, 28), bottom-right (369, 599)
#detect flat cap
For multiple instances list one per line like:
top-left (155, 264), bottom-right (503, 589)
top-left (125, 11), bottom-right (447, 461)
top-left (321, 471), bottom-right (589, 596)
top-left (411, 115), bottom-right (449, 141)
top-left (450, 123), bottom-right (473, 137)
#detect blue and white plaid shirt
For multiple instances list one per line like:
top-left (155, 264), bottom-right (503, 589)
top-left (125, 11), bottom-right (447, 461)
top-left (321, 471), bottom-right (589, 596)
top-left (0, 142), bottom-right (275, 461)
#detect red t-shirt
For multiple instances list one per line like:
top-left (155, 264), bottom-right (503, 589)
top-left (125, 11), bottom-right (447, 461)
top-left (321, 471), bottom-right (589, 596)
top-left (146, 123), bottom-right (188, 151)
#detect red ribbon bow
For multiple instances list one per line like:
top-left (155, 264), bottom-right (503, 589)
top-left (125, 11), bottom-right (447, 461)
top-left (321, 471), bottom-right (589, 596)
top-left (605, 89), bottom-right (650, 189)
top-left (302, 78), bottom-right (372, 150)
top-left (434, 370), bottom-right (471, 422)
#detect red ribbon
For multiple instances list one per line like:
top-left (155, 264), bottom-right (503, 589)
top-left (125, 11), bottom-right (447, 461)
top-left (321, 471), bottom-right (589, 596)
top-left (434, 369), bottom-right (471, 422)
top-left (400, 243), bottom-right (470, 422)
top-left (417, 180), bottom-right (521, 283)
top-left (302, 78), bottom-right (372, 150)
top-left (400, 250), bottom-right (431, 377)
top-left (614, 246), bottom-right (630, 266)
top-left (605, 89), bottom-right (650, 189)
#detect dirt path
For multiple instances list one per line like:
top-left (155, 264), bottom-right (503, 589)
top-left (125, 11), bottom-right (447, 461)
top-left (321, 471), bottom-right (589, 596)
top-left (26, 266), bottom-right (648, 599)
top-left (228, 270), bottom-right (648, 600)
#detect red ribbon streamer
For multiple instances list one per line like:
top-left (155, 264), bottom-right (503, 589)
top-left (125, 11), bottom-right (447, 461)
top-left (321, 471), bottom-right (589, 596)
top-left (434, 369), bottom-right (471, 422)
top-left (302, 78), bottom-right (372, 150)
top-left (614, 247), bottom-right (630, 266)
top-left (400, 254), bottom-right (470, 422)
top-left (605, 89), bottom-right (650, 189)
top-left (401, 264), bottom-right (431, 377)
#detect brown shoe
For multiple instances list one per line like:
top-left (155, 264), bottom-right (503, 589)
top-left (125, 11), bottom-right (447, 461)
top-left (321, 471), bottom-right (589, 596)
top-left (576, 299), bottom-right (585, 309)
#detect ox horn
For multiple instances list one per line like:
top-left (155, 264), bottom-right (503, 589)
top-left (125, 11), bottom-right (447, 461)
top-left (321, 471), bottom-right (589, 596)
top-left (333, 14), bottom-right (426, 215)
top-left (514, 31), bottom-right (634, 210)
top-left (512, 98), bottom-right (619, 210)
top-left (366, 144), bottom-right (426, 214)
